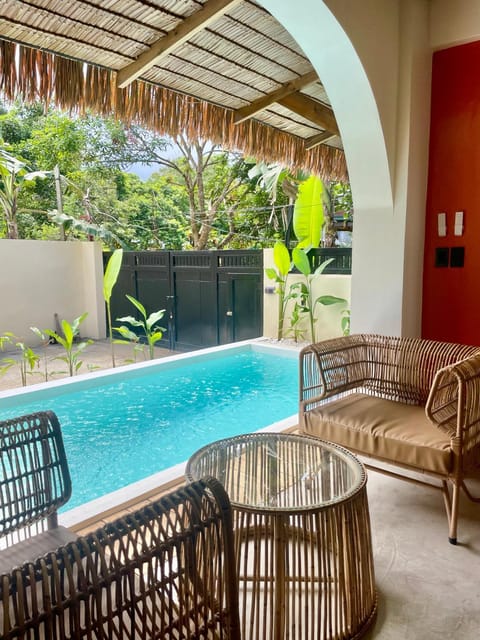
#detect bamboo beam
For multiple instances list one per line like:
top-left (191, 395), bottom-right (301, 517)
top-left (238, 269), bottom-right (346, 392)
top-left (117, 0), bottom-right (242, 88)
top-left (304, 131), bottom-right (338, 150)
top-left (234, 70), bottom-right (318, 124)
top-left (278, 93), bottom-right (339, 135)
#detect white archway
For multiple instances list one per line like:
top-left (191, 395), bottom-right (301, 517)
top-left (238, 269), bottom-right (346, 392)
top-left (258, 0), bottom-right (431, 337)
top-left (258, 0), bottom-right (393, 212)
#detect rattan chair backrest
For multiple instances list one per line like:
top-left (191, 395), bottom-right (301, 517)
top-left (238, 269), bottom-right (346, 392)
top-left (0, 411), bottom-right (72, 538)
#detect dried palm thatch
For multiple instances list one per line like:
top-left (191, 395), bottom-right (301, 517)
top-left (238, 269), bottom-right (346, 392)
top-left (0, 38), bottom-right (348, 181)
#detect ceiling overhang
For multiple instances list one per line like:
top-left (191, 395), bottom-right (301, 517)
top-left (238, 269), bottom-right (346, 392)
top-left (0, 0), bottom-right (347, 181)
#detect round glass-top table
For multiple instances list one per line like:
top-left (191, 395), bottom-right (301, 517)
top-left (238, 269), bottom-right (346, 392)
top-left (186, 432), bottom-right (377, 640)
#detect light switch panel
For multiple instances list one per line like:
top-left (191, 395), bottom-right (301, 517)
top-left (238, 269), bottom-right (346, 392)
top-left (454, 211), bottom-right (464, 236)
top-left (437, 212), bottom-right (447, 237)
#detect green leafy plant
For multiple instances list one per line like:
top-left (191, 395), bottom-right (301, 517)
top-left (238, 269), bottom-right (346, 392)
top-left (265, 241), bottom-right (292, 340)
top-left (30, 326), bottom-right (51, 381)
top-left (341, 309), bottom-right (351, 336)
top-left (0, 332), bottom-right (13, 351)
top-left (114, 325), bottom-right (147, 363)
top-left (0, 146), bottom-right (50, 239)
top-left (293, 175), bottom-right (326, 249)
top-left (116, 296), bottom-right (165, 360)
top-left (0, 333), bottom-right (40, 386)
top-left (291, 248), bottom-right (347, 342)
top-left (44, 313), bottom-right (92, 376)
top-left (103, 248), bottom-right (124, 368)
top-left (285, 301), bottom-right (307, 343)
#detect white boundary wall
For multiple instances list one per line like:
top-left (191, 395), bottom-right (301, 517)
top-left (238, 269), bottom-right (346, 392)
top-left (0, 240), bottom-right (105, 344)
top-left (0, 241), bottom-right (350, 347)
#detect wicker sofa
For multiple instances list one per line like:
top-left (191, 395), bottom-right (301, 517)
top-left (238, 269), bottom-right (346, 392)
top-left (0, 478), bottom-right (240, 640)
top-left (299, 334), bottom-right (480, 544)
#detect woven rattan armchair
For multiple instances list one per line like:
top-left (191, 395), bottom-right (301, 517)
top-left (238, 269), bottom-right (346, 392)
top-left (0, 478), bottom-right (241, 640)
top-left (0, 410), bottom-right (77, 573)
top-left (299, 334), bottom-right (480, 544)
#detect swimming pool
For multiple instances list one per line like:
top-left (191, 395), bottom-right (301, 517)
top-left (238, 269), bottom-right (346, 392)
top-left (0, 341), bottom-right (299, 517)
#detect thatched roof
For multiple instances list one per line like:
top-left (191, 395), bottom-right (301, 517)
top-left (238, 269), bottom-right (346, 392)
top-left (0, 0), bottom-right (348, 181)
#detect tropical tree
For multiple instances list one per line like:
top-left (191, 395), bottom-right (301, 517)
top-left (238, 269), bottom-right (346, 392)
top-left (118, 130), bottom-right (264, 249)
top-left (0, 103), bottom-right (278, 246)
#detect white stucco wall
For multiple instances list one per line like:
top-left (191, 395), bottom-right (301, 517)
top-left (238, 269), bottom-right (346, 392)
top-left (0, 240), bottom-right (106, 344)
top-left (430, 0), bottom-right (480, 49)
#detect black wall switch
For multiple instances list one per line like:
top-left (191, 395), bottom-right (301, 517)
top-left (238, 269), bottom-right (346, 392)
top-left (435, 247), bottom-right (449, 267)
top-left (450, 247), bottom-right (465, 268)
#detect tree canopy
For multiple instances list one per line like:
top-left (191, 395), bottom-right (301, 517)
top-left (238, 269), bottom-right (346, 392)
top-left (0, 102), bottom-right (287, 248)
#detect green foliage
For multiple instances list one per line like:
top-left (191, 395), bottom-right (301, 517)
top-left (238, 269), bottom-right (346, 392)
top-left (103, 248), bottom-right (123, 367)
top-left (330, 181), bottom-right (353, 219)
top-left (291, 248), bottom-right (347, 342)
top-left (0, 104), bottom-right (285, 246)
top-left (44, 313), bottom-right (92, 376)
top-left (0, 332), bottom-right (40, 386)
top-left (265, 241), bottom-right (292, 340)
top-left (24, 112), bottom-right (85, 174)
top-left (293, 176), bottom-right (325, 248)
top-left (116, 295), bottom-right (165, 360)
top-left (47, 210), bottom-right (122, 244)
top-left (30, 326), bottom-right (50, 381)
top-left (0, 145), bottom-right (50, 238)
top-left (341, 309), bottom-right (351, 336)
top-left (113, 326), bottom-right (147, 363)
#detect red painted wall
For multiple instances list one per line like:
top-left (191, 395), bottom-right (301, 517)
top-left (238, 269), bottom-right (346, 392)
top-left (423, 41), bottom-right (480, 345)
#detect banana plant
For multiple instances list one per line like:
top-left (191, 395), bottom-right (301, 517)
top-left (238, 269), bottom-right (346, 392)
top-left (113, 325), bottom-right (147, 363)
top-left (265, 240), bottom-right (292, 340)
top-left (293, 175), bottom-right (326, 249)
top-left (30, 326), bottom-right (51, 381)
top-left (0, 333), bottom-right (40, 386)
top-left (44, 313), bottom-right (92, 376)
top-left (0, 147), bottom-right (50, 239)
top-left (116, 295), bottom-right (165, 360)
top-left (103, 248), bottom-right (124, 367)
top-left (291, 247), bottom-right (347, 342)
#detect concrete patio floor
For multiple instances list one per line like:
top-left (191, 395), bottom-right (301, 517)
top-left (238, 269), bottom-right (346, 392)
top-left (1, 339), bottom-right (479, 639)
top-left (363, 468), bottom-right (480, 639)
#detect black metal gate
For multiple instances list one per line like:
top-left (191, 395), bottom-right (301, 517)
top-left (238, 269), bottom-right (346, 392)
top-left (105, 250), bottom-right (263, 351)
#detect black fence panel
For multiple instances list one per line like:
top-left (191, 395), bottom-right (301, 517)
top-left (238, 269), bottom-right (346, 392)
top-left (217, 252), bottom-right (263, 345)
top-left (104, 250), bottom-right (263, 352)
top-left (308, 248), bottom-right (352, 274)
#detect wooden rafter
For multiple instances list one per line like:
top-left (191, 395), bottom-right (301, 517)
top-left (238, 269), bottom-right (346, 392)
top-left (305, 131), bottom-right (338, 150)
top-left (116, 0), bottom-right (242, 88)
top-left (234, 70), bottom-right (318, 124)
top-left (278, 93), bottom-right (339, 135)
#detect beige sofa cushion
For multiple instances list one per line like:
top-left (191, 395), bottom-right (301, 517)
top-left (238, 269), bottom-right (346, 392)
top-left (302, 393), bottom-right (453, 474)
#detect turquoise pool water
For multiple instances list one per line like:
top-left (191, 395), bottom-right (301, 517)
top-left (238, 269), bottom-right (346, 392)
top-left (0, 345), bottom-right (298, 510)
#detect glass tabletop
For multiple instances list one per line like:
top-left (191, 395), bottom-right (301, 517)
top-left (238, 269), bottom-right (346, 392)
top-left (185, 432), bottom-right (365, 511)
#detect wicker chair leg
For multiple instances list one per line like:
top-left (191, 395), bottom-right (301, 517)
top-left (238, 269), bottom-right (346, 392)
top-left (448, 481), bottom-right (460, 545)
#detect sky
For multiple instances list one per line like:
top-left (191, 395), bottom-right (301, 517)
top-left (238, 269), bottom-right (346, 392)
top-left (126, 162), bottom-right (158, 180)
